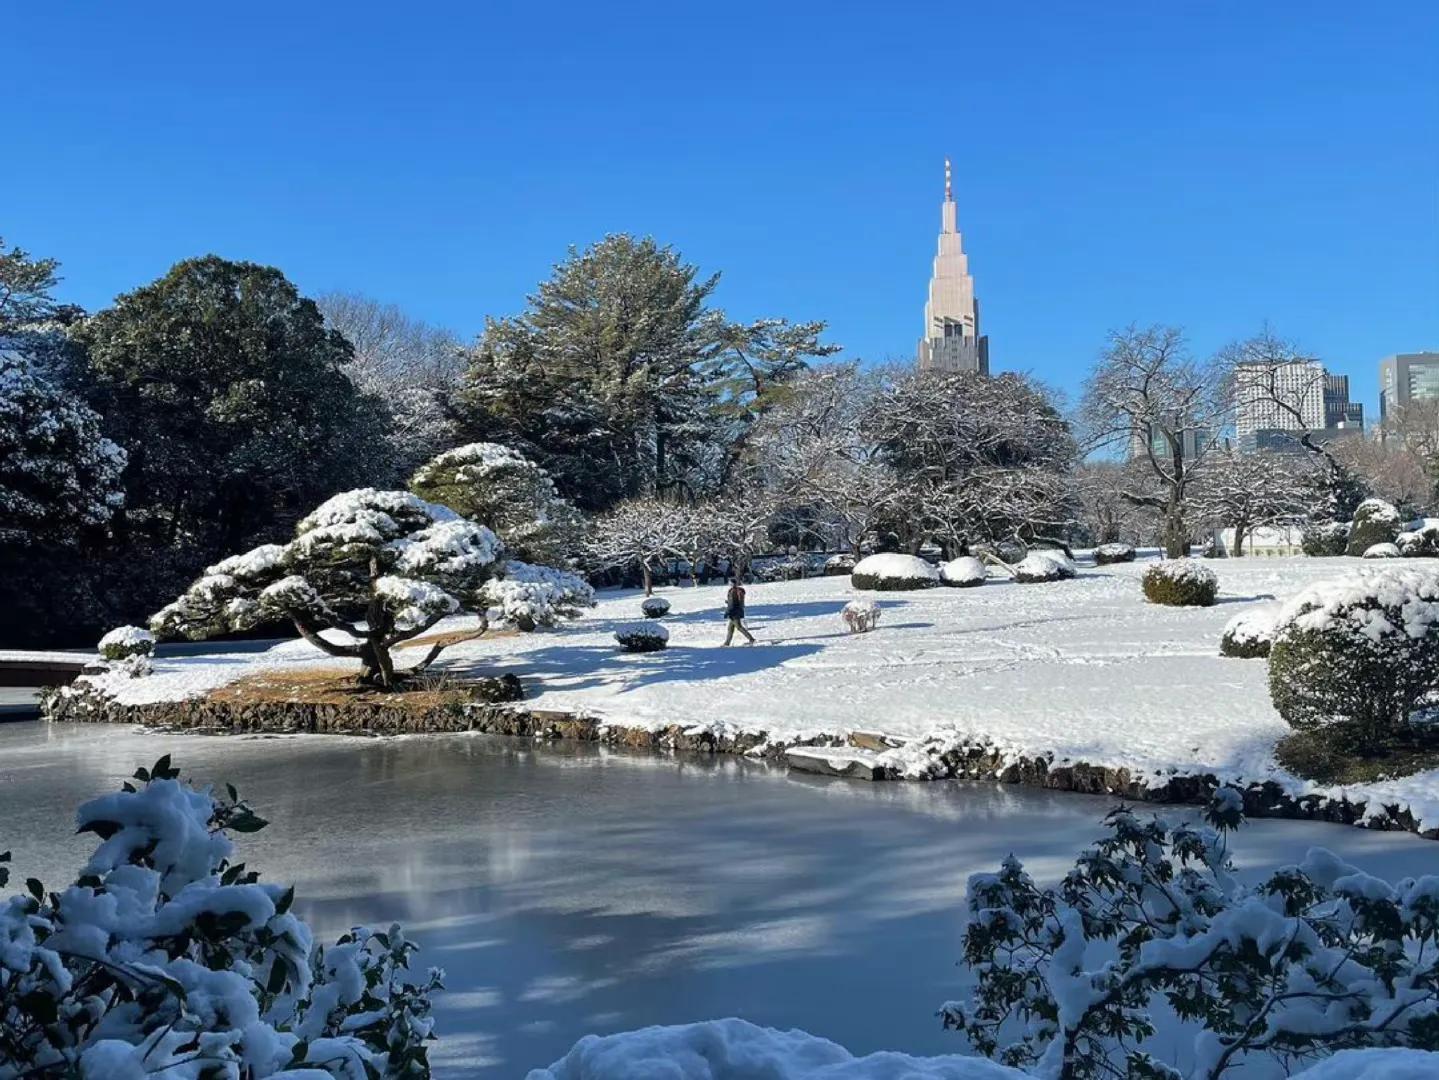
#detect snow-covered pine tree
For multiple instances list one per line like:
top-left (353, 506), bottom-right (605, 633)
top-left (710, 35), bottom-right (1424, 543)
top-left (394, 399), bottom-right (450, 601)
top-left (409, 442), bottom-right (584, 565)
top-left (150, 488), bottom-right (593, 688)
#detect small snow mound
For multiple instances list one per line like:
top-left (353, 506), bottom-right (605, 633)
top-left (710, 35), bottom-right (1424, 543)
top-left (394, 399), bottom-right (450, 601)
top-left (1012, 553), bottom-right (1074, 583)
top-left (1220, 604), bottom-right (1280, 658)
top-left (524, 1019), bottom-right (1028, 1080)
top-left (1363, 542), bottom-right (1401, 559)
top-left (98, 625), bottom-right (155, 659)
top-left (1289, 1048), bottom-right (1439, 1080)
top-left (940, 556), bottom-right (987, 586)
top-left (615, 622), bottom-right (669, 652)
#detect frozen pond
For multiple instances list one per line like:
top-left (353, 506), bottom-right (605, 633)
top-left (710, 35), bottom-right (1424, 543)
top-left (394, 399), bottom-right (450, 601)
top-left (2, 722), bottom-right (1435, 1076)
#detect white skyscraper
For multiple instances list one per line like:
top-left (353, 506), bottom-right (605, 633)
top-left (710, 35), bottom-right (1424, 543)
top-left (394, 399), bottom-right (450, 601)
top-left (1233, 359), bottom-right (1327, 450)
top-left (917, 158), bottom-right (989, 375)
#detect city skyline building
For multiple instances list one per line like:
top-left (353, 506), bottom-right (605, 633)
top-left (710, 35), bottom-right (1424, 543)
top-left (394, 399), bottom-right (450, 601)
top-left (917, 158), bottom-right (989, 375)
top-left (1379, 352), bottom-right (1439, 421)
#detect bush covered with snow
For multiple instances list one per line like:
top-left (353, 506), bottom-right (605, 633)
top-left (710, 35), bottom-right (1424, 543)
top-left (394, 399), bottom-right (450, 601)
top-left (1092, 542), bottom-right (1136, 565)
top-left (149, 488), bottom-right (593, 689)
top-left (1011, 553), bottom-right (1074, 584)
top-left (1364, 542), bottom-right (1401, 559)
top-left (943, 795), bottom-right (1439, 1079)
top-left (850, 553), bottom-right (940, 591)
top-left (1268, 566), bottom-right (1439, 740)
top-left (409, 442), bottom-right (584, 565)
top-left (615, 622), bottom-right (669, 652)
top-left (939, 556), bottom-right (987, 587)
top-left (1302, 521), bottom-right (1351, 557)
top-left (0, 756), bottom-right (441, 1078)
top-left (1345, 498), bottom-right (1403, 557)
top-left (97, 624), bottom-right (155, 661)
top-left (525, 1018), bottom-right (1029, 1080)
top-left (841, 598), bottom-right (880, 634)
top-left (641, 597), bottom-right (671, 619)
top-left (1219, 605), bottom-right (1280, 659)
top-left (823, 553), bottom-right (856, 576)
top-left (1397, 520), bottom-right (1439, 558)
top-left (1141, 558), bottom-right (1218, 606)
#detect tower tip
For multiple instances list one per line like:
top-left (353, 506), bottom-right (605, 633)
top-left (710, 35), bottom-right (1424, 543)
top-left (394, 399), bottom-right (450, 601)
top-left (944, 157), bottom-right (953, 201)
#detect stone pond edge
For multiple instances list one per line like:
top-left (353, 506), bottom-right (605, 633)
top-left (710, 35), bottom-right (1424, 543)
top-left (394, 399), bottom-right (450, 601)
top-left (39, 684), bottom-right (1439, 842)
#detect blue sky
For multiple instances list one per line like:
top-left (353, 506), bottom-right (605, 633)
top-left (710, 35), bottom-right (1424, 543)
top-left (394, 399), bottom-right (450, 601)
top-left (7, 2), bottom-right (1437, 413)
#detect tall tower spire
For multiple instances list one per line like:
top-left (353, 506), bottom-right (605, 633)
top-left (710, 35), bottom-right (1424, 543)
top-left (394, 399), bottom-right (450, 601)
top-left (917, 158), bottom-right (989, 375)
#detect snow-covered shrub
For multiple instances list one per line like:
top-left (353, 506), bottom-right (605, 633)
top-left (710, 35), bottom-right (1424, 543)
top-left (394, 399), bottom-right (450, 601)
top-left (841, 598), bottom-right (880, 634)
top-left (850, 553), bottom-right (939, 591)
top-left (1397, 519), bottom-right (1439, 558)
top-left (942, 795), bottom-right (1439, 1079)
top-left (1011, 552), bottom-right (1074, 584)
top-left (1301, 521), bottom-right (1350, 557)
top-left (1219, 604), bottom-right (1280, 658)
top-left (1092, 542), bottom-right (1136, 565)
top-left (757, 556), bottom-right (810, 582)
top-left (149, 488), bottom-right (592, 689)
top-left (0, 756), bottom-right (441, 1078)
top-left (939, 556), bottom-right (987, 587)
top-left (1345, 497), bottom-right (1402, 556)
top-left (823, 553), bottom-right (856, 576)
top-left (1363, 542), bottom-right (1401, 559)
top-left (409, 442), bottom-right (584, 565)
top-left (1141, 558), bottom-right (1218, 606)
top-left (641, 597), bottom-right (671, 619)
top-left (97, 624), bottom-right (154, 661)
top-left (614, 622), bottom-right (668, 652)
top-left (1268, 565), bottom-right (1439, 740)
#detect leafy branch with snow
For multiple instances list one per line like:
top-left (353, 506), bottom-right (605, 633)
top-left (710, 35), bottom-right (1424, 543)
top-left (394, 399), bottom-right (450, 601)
top-left (942, 794), bottom-right (1439, 1079)
top-left (0, 756), bottom-right (441, 1079)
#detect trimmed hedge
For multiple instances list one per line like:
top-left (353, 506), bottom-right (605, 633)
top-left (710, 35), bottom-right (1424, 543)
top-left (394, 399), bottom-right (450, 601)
top-left (1301, 522), bottom-right (1349, 557)
top-left (1093, 543), bottom-right (1136, 565)
top-left (615, 622), bottom-right (669, 652)
top-left (1344, 498), bottom-right (1402, 557)
top-left (1141, 559), bottom-right (1218, 607)
top-left (850, 554), bottom-right (940, 592)
top-left (939, 556), bottom-right (987, 587)
top-left (1219, 606), bottom-right (1279, 659)
top-left (640, 597), bottom-right (671, 618)
top-left (1012, 553), bottom-right (1075, 584)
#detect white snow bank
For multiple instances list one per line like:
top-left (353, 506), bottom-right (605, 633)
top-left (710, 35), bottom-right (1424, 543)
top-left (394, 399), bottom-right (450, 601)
top-left (851, 554), bottom-right (939, 584)
top-left (1364, 542), bottom-right (1401, 559)
top-left (1289, 1048), bottom-right (1439, 1079)
top-left (524, 1019), bottom-right (1026, 1080)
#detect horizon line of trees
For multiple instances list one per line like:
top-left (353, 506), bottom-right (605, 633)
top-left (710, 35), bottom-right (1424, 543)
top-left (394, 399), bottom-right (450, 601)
top-left (3, 231), bottom-right (1437, 645)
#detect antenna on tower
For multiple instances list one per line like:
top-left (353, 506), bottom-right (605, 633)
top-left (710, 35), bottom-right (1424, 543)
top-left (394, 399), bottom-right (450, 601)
top-left (944, 157), bottom-right (952, 201)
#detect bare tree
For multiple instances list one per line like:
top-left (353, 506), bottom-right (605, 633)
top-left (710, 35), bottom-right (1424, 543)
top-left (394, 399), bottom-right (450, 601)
top-left (1080, 325), bottom-right (1227, 557)
top-left (1192, 450), bottom-right (1309, 556)
top-left (586, 498), bottom-right (693, 595)
top-left (1073, 461), bottom-right (1155, 545)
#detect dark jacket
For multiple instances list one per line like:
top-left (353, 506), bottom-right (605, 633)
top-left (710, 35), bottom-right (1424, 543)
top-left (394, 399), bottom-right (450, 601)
top-left (724, 585), bottom-right (746, 619)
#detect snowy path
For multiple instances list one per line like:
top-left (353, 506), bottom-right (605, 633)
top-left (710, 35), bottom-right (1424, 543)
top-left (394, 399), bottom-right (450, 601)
top-left (75, 554), bottom-right (1439, 832)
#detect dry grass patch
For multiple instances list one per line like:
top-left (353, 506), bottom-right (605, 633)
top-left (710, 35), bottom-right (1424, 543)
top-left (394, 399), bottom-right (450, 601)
top-left (394, 625), bottom-right (519, 651)
top-left (208, 667), bottom-right (484, 710)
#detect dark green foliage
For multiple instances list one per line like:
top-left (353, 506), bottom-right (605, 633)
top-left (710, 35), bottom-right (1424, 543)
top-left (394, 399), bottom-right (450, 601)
top-left (1343, 498), bottom-right (1401, 557)
top-left (1276, 722), bottom-right (1439, 784)
top-left (850, 571), bottom-right (938, 591)
top-left (1301, 521), bottom-right (1349, 556)
top-left (1141, 561), bottom-right (1217, 606)
top-left (615, 626), bottom-right (668, 652)
top-left (1398, 522), bottom-right (1439, 557)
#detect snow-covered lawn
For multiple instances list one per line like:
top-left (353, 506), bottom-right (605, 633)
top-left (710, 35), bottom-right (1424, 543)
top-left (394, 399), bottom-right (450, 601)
top-left (75, 553), bottom-right (1439, 832)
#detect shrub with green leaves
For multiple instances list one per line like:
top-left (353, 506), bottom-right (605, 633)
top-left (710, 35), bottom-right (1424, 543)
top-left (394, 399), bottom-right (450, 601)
top-left (1011, 552), bottom-right (1075, 583)
top-left (849, 553), bottom-right (940, 591)
top-left (942, 794), bottom-right (1439, 1079)
top-left (1268, 565), bottom-right (1439, 741)
top-left (0, 756), bottom-right (441, 1078)
top-left (615, 622), bottom-right (669, 652)
top-left (1141, 559), bottom-right (1218, 606)
top-left (1398, 520), bottom-right (1439, 558)
top-left (1344, 497), bottom-right (1402, 557)
top-left (1301, 522), bottom-right (1349, 557)
top-left (96, 624), bottom-right (154, 661)
top-left (1219, 604), bottom-right (1280, 658)
top-left (1093, 542), bottom-right (1136, 565)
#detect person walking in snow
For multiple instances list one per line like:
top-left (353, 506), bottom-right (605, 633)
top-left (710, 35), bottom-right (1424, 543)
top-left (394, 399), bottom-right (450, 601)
top-left (722, 576), bottom-right (755, 646)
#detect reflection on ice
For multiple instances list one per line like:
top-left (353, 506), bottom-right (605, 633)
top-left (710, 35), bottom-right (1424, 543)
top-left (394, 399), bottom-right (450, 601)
top-left (1, 722), bottom-right (1433, 1077)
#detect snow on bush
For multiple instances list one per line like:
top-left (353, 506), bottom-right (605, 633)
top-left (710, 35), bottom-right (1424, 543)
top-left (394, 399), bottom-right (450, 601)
top-left (1093, 542), bottom-right (1136, 565)
top-left (1141, 558), bottom-right (1218, 606)
top-left (1219, 604), bottom-right (1280, 659)
top-left (823, 553), bottom-right (856, 576)
top-left (1011, 552), bottom-right (1074, 584)
top-left (1302, 521), bottom-right (1350, 557)
top-left (1346, 498), bottom-right (1403, 557)
top-left (1364, 542), bottom-right (1401, 559)
top-left (0, 756), bottom-right (441, 1078)
top-left (1268, 565), bottom-right (1439, 740)
top-left (1397, 520), bottom-right (1439, 558)
top-left (940, 556), bottom-right (987, 587)
top-left (408, 441), bottom-right (584, 565)
top-left (641, 597), bottom-right (671, 619)
top-left (524, 1017), bottom-right (1028, 1080)
top-left (615, 622), bottom-right (669, 652)
top-left (850, 553), bottom-right (939, 591)
top-left (1286, 1048), bottom-right (1439, 1079)
top-left (841, 598), bottom-right (880, 634)
top-left (942, 794), bottom-right (1439, 1079)
top-left (149, 488), bottom-right (592, 688)
top-left (97, 624), bottom-right (155, 661)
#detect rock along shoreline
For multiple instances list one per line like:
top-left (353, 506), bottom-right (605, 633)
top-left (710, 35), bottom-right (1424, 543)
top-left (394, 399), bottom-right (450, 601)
top-left (39, 682), bottom-right (1439, 842)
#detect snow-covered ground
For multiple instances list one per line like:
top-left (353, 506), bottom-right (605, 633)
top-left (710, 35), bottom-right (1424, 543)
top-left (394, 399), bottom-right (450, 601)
top-left (71, 553), bottom-right (1439, 833)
